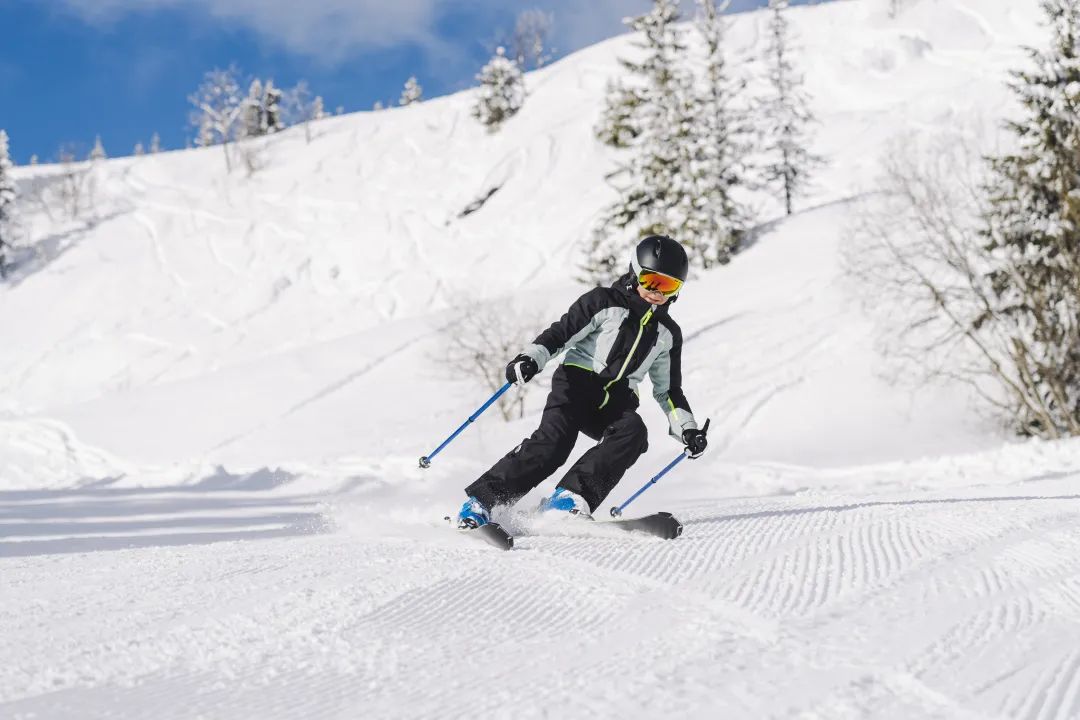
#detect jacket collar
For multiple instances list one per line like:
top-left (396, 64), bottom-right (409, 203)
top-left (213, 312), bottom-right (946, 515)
top-left (613, 271), bottom-right (672, 317)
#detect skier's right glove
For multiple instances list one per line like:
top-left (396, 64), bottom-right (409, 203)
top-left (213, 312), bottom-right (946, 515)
top-left (505, 354), bottom-right (539, 385)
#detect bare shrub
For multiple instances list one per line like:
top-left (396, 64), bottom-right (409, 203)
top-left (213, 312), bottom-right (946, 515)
top-left (53, 147), bottom-right (97, 221)
top-left (439, 299), bottom-right (547, 421)
top-left (509, 9), bottom-right (554, 70)
top-left (188, 66), bottom-right (245, 173)
top-left (846, 129), bottom-right (1080, 437)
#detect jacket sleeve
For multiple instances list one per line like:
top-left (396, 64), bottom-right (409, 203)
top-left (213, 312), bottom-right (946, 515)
top-left (520, 287), bottom-right (608, 370)
top-left (648, 323), bottom-right (698, 439)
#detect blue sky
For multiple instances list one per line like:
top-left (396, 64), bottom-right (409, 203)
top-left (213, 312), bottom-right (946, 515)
top-left (0, 0), bottom-right (816, 164)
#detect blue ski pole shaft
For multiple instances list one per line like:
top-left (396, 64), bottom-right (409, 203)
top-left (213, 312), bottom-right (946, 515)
top-left (419, 381), bottom-right (514, 468)
top-left (609, 417), bottom-right (709, 517)
top-left (610, 451), bottom-right (688, 517)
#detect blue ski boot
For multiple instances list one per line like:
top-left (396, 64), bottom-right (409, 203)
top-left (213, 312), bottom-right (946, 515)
top-left (456, 496), bottom-right (491, 529)
top-left (539, 487), bottom-right (592, 519)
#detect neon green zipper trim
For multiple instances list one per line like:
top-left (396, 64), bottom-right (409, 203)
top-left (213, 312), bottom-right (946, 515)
top-left (599, 307), bottom-right (654, 409)
top-left (563, 362), bottom-right (594, 373)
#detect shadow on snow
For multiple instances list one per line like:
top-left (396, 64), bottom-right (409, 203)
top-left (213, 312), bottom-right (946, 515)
top-left (0, 466), bottom-right (328, 558)
top-left (688, 493), bottom-right (1080, 527)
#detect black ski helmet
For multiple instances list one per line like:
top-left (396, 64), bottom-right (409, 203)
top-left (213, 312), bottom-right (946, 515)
top-left (631, 235), bottom-right (689, 286)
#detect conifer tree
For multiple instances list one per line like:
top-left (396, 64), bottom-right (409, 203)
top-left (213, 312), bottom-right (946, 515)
top-left (400, 76), bottom-right (423, 106)
top-left (684, 0), bottom-right (754, 264)
top-left (472, 47), bottom-right (526, 131)
top-left (980, 0), bottom-right (1080, 436)
top-left (134, 142), bottom-right (145, 156)
top-left (758, 0), bottom-right (822, 215)
top-left (0, 130), bottom-right (16, 277)
top-left (595, 79), bottom-right (644, 149)
top-left (263, 80), bottom-right (284, 133)
top-left (149, 132), bottom-right (161, 154)
top-left (89, 135), bottom-right (107, 161)
top-left (242, 79), bottom-right (265, 137)
top-left (586, 0), bottom-right (709, 278)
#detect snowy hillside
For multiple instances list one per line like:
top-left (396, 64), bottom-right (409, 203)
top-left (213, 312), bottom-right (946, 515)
top-left (6, 1), bottom-right (1080, 718)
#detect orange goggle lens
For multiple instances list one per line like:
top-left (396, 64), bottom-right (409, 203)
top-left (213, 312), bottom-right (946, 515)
top-left (638, 270), bottom-right (683, 296)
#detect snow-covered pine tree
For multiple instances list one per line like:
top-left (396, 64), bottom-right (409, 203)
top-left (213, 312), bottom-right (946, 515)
top-left (264, 80), bottom-right (284, 133)
top-left (89, 135), bottom-right (107, 161)
top-left (586, 0), bottom-right (703, 279)
top-left (472, 47), bottom-right (526, 131)
top-left (980, 0), bottom-right (1080, 437)
top-left (150, 132), bottom-right (161, 153)
top-left (758, 0), bottom-right (822, 216)
top-left (400, 76), bottom-right (423, 106)
top-left (0, 130), bottom-right (16, 277)
top-left (134, 142), bottom-right (145, 156)
top-left (242, 79), bottom-right (265, 138)
top-left (683, 0), bottom-right (755, 265)
top-left (595, 79), bottom-right (644, 149)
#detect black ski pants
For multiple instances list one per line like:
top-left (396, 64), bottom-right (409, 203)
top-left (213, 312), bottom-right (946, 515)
top-left (465, 365), bottom-right (649, 513)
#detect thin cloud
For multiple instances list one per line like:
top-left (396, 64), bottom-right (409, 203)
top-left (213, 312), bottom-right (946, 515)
top-left (53, 0), bottom-right (452, 61)
top-left (553, 0), bottom-right (639, 53)
top-left (48, 0), bottom-right (772, 74)
top-left (546, 0), bottom-right (753, 61)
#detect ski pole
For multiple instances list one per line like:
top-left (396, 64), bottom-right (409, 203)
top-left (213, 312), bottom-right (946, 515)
top-left (609, 418), bottom-right (709, 517)
top-left (419, 381), bottom-right (514, 469)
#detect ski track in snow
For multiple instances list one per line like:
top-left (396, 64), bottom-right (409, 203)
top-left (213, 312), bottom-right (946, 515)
top-left (3, 477), bottom-right (1080, 719)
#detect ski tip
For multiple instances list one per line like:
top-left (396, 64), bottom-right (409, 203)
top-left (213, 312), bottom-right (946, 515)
top-left (610, 512), bottom-right (683, 540)
top-left (480, 522), bottom-right (514, 551)
top-left (658, 512), bottom-right (684, 539)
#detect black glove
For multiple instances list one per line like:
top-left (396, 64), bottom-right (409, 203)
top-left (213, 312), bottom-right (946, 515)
top-left (682, 426), bottom-right (708, 459)
top-left (505, 354), bottom-right (539, 385)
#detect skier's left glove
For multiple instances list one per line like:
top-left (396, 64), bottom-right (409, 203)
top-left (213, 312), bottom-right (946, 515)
top-left (682, 427), bottom-right (708, 459)
top-left (505, 354), bottom-right (539, 385)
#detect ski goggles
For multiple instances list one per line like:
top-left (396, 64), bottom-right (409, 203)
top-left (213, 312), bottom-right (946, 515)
top-left (637, 269), bottom-right (683, 296)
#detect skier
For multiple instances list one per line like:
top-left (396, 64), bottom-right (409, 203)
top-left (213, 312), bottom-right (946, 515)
top-left (456, 235), bottom-right (708, 529)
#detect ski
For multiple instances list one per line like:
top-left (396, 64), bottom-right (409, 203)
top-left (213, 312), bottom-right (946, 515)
top-left (445, 516), bottom-right (514, 551)
top-left (607, 511), bottom-right (683, 540)
top-left (472, 522), bottom-right (514, 550)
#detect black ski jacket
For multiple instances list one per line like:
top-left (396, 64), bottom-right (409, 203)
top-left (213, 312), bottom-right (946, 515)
top-left (521, 272), bottom-right (698, 439)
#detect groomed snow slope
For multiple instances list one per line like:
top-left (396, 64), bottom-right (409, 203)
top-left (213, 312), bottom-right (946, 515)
top-left (4, 1), bottom-right (1080, 718)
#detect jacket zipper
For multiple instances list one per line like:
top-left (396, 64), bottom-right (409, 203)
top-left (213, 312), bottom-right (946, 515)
top-left (599, 306), bottom-right (655, 409)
